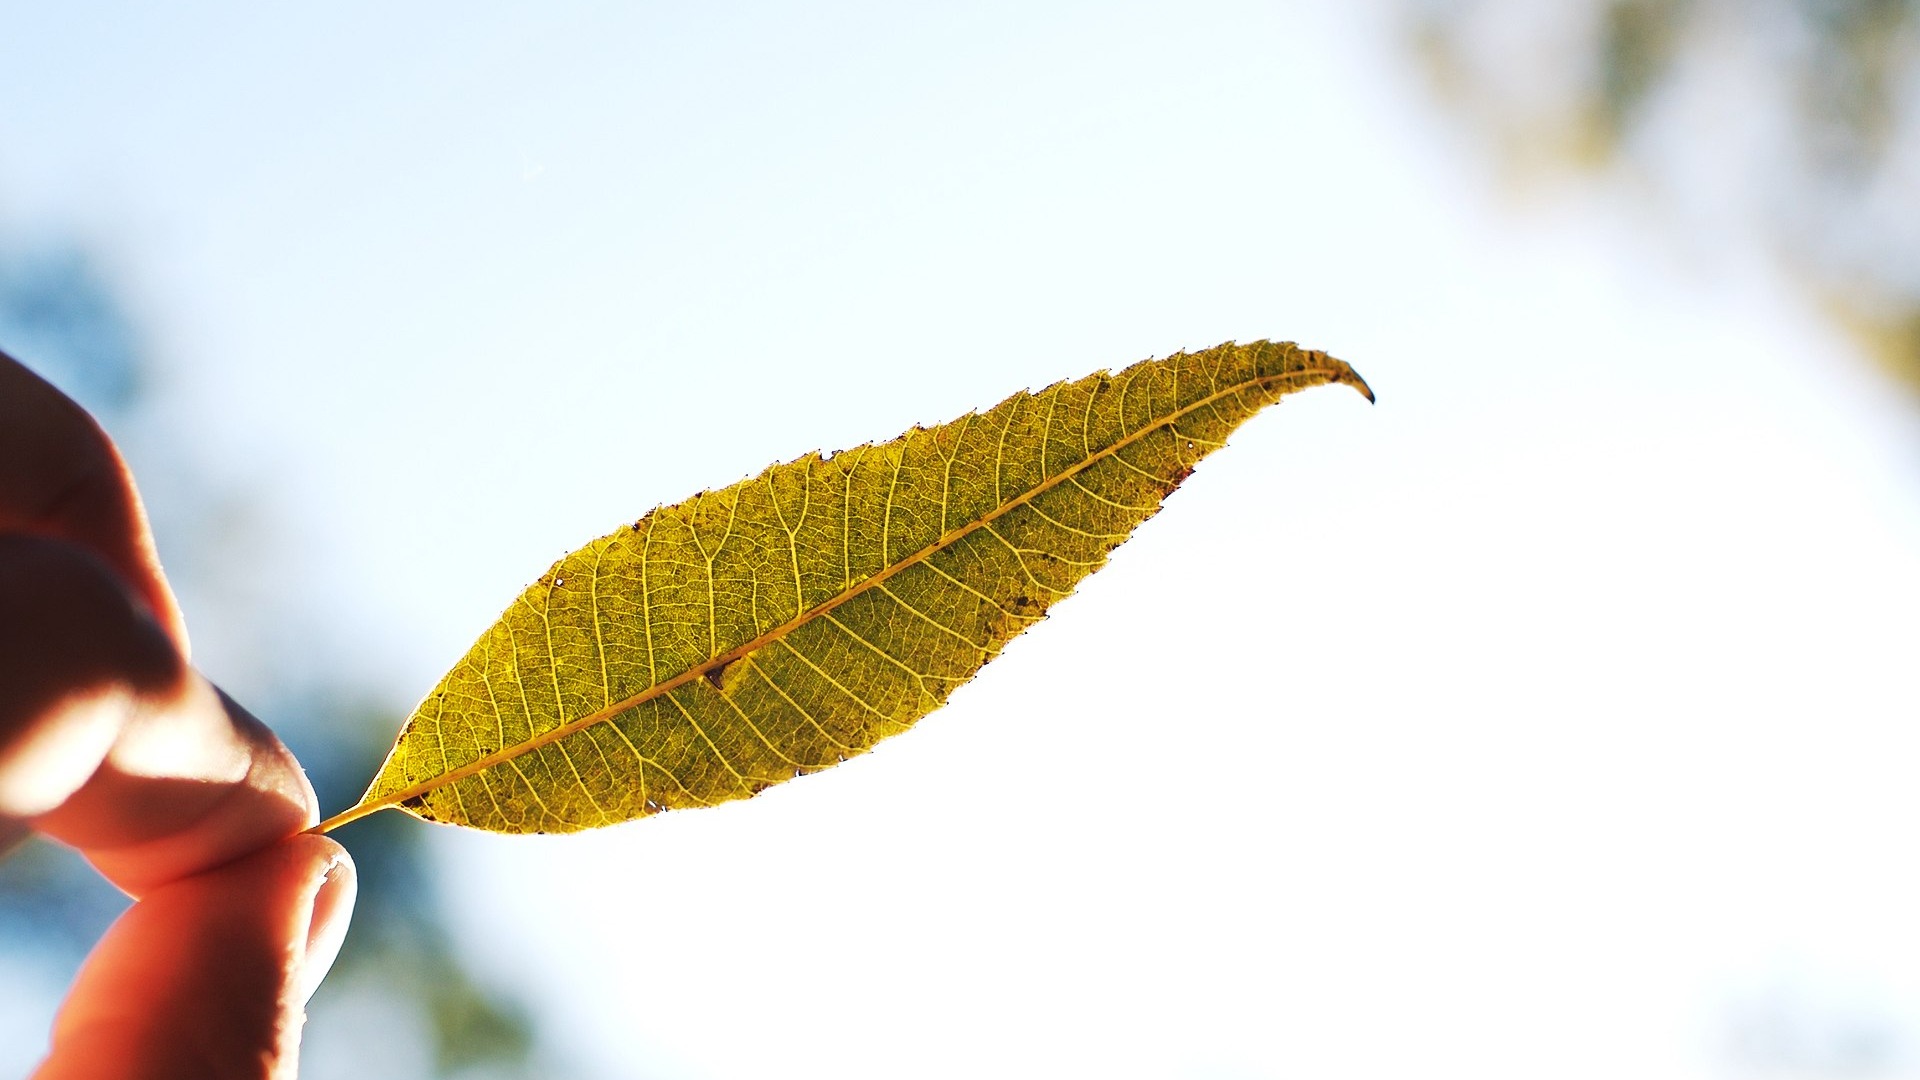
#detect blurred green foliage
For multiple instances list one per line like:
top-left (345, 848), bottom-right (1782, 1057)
top-left (1405, 0), bottom-right (1920, 395)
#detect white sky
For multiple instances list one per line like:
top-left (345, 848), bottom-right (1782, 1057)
top-left (3, 3), bottom-right (1918, 1078)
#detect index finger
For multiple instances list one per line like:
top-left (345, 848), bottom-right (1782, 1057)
top-left (0, 354), bottom-right (315, 894)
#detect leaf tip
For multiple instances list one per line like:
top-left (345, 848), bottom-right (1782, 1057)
top-left (1348, 371), bottom-right (1376, 404)
top-left (1315, 351), bottom-right (1374, 404)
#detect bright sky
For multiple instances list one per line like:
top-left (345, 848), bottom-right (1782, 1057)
top-left (3, 3), bottom-right (1917, 1078)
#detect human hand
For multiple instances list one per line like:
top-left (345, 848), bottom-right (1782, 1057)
top-left (1, 352), bottom-right (355, 1079)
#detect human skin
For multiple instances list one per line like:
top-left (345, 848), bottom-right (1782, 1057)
top-left (1, 351), bottom-right (355, 1080)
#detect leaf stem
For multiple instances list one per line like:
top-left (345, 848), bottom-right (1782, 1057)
top-left (312, 801), bottom-right (386, 835)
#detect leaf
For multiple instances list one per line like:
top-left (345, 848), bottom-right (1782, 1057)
top-left (320, 341), bottom-right (1371, 834)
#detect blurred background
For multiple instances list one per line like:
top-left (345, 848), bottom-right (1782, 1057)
top-left (0, 2), bottom-right (1914, 1077)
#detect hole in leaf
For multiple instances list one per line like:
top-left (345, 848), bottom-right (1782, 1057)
top-left (703, 658), bottom-right (737, 690)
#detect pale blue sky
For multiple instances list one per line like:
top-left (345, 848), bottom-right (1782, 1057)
top-left (3, 3), bottom-right (1917, 1078)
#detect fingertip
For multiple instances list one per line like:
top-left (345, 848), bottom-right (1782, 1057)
top-left (298, 838), bottom-right (357, 1006)
top-left (219, 687), bottom-right (321, 832)
top-left (31, 665), bottom-right (320, 896)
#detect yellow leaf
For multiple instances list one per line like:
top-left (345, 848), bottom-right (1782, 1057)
top-left (320, 341), bottom-right (1371, 834)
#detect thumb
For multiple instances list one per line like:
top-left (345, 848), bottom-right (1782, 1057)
top-left (34, 834), bottom-right (356, 1080)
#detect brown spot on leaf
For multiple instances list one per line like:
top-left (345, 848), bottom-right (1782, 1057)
top-left (703, 658), bottom-right (738, 691)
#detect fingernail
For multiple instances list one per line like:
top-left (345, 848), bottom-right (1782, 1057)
top-left (299, 853), bottom-right (357, 1005)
